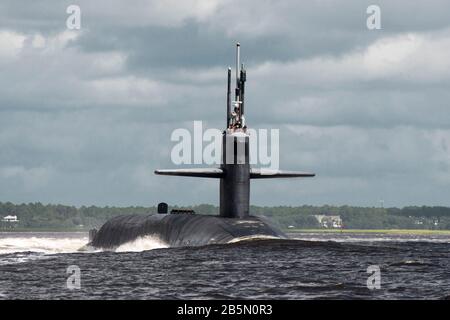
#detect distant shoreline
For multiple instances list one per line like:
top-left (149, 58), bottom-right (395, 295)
top-left (2, 228), bottom-right (450, 235)
top-left (286, 229), bottom-right (450, 235)
top-left (3, 203), bottom-right (450, 231)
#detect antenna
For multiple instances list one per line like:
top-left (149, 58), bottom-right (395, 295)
top-left (226, 67), bottom-right (231, 128)
top-left (240, 64), bottom-right (246, 117)
top-left (229, 43), bottom-right (246, 128)
top-left (235, 43), bottom-right (240, 90)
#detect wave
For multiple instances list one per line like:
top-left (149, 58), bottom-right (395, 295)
top-left (0, 236), bottom-right (88, 255)
top-left (1, 231), bottom-right (448, 257)
top-left (289, 233), bottom-right (450, 243)
top-left (0, 233), bottom-right (170, 266)
top-left (114, 235), bottom-right (169, 252)
top-left (227, 235), bottom-right (282, 244)
top-left (388, 260), bottom-right (435, 267)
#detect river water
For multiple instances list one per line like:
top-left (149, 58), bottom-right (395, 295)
top-left (0, 232), bottom-right (449, 299)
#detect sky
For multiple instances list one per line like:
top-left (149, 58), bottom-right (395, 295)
top-left (0, 0), bottom-right (450, 208)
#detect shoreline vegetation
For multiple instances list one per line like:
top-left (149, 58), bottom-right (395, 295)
top-left (1, 202), bottom-right (450, 232)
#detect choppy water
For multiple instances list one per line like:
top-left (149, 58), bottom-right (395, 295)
top-left (0, 232), bottom-right (449, 299)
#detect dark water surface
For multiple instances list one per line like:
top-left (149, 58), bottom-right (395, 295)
top-left (0, 232), bottom-right (449, 299)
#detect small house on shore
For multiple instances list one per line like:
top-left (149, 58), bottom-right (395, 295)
top-left (313, 215), bottom-right (342, 229)
top-left (2, 215), bottom-right (19, 222)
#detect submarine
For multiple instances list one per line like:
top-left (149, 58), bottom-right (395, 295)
top-left (86, 43), bottom-right (315, 250)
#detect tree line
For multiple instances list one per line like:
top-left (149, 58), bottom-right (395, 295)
top-left (1, 202), bottom-right (450, 230)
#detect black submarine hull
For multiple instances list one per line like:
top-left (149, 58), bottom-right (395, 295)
top-left (88, 213), bottom-right (286, 250)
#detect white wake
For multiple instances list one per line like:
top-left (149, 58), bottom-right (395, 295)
top-left (115, 235), bottom-right (169, 252)
top-left (227, 235), bottom-right (281, 243)
top-left (0, 235), bottom-right (88, 255)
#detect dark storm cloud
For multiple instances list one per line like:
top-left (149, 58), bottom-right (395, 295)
top-left (72, 0), bottom-right (450, 70)
top-left (0, 0), bottom-right (450, 207)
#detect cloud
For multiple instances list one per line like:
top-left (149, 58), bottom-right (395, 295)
top-left (0, 1), bottom-right (450, 207)
top-left (0, 31), bottom-right (26, 58)
top-left (252, 30), bottom-right (450, 87)
top-left (0, 165), bottom-right (53, 191)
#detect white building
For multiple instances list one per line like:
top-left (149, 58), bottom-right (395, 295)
top-left (2, 215), bottom-right (19, 222)
top-left (314, 215), bottom-right (342, 229)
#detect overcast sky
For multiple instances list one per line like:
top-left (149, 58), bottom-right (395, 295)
top-left (1, 0), bottom-right (450, 208)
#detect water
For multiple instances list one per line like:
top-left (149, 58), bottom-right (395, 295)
top-left (0, 232), bottom-right (449, 299)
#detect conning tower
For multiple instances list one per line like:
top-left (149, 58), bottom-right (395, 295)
top-left (155, 43), bottom-right (315, 218)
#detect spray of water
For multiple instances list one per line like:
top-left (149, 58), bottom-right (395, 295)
top-left (0, 236), bottom-right (89, 255)
top-left (0, 232), bottom-right (170, 257)
top-left (115, 235), bottom-right (169, 252)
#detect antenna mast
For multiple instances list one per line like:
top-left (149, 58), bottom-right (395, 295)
top-left (226, 67), bottom-right (231, 128)
top-left (235, 43), bottom-right (240, 94)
